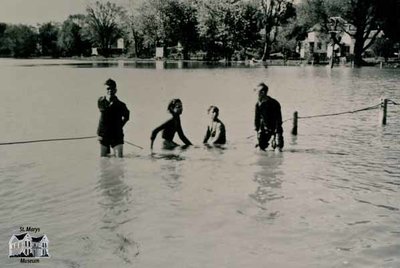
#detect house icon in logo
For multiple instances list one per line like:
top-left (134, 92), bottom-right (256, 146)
top-left (9, 233), bottom-right (50, 258)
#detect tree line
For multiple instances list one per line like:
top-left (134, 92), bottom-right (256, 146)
top-left (0, 0), bottom-right (398, 66)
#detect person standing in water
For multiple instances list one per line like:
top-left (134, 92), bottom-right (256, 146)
top-left (254, 82), bottom-right (284, 151)
top-left (203, 105), bottom-right (226, 145)
top-left (97, 78), bottom-right (130, 157)
top-left (150, 98), bottom-right (192, 150)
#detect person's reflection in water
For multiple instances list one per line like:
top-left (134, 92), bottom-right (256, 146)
top-left (159, 156), bottom-right (184, 190)
top-left (249, 153), bottom-right (284, 222)
top-left (97, 158), bottom-right (139, 263)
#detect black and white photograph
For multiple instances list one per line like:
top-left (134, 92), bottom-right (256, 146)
top-left (0, 0), bottom-right (399, 267)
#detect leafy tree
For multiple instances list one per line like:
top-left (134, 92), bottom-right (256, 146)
top-left (341, 0), bottom-right (383, 66)
top-left (234, 1), bottom-right (262, 58)
top-left (162, 0), bottom-right (199, 59)
top-left (58, 15), bottom-right (92, 57)
top-left (135, 0), bottom-right (165, 56)
top-left (3, 24), bottom-right (38, 58)
top-left (124, 0), bottom-right (145, 57)
top-left (274, 18), bottom-right (304, 58)
top-left (257, 0), bottom-right (296, 61)
top-left (372, 37), bottom-right (395, 62)
top-left (133, 0), bottom-right (200, 59)
top-left (0, 23), bottom-right (11, 56)
top-left (197, 0), bottom-right (260, 61)
top-left (376, 0), bottom-right (400, 58)
top-left (38, 22), bottom-right (60, 57)
top-left (85, 1), bottom-right (126, 57)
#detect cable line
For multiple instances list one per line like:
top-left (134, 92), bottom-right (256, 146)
top-left (297, 104), bottom-right (381, 120)
top-left (0, 136), bottom-right (97, 146)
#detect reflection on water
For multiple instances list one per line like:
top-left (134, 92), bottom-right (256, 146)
top-left (96, 159), bottom-right (139, 264)
top-left (97, 159), bottom-right (132, 229)
top-left (249, 153), bottom-right (284, 222)
top-left (156, 152), bottom-right (184, 190)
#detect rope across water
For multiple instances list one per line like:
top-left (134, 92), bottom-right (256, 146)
top-left (282, 99), bottom-right (398, 123)
top-left (0, 135), bottom-right (143, 149)
top-left (0, 99), bottom-right (397, 146)
top-left (0, 136), bottom-right (97, 146)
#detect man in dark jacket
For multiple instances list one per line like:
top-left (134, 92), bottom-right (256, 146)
top-left (97, 79), bottom-right (130, 157)
top-left (254, 82), bottom-right (284, 151)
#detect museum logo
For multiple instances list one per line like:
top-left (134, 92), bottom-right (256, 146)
top-left (9, 227), bottom-right (50, 263)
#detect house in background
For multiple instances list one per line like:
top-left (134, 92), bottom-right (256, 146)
top-left (300, 19), bottom-right (381, 63)
top-left (9, 233), bottom-right (49, 258)
top-left (299, 24), bottom-right (330, 63)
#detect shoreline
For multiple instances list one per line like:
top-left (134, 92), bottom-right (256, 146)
top-left (1, 56), bottom-right (399, 68)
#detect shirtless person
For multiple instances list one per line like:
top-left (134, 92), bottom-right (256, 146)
top-left (150, 99), bottom-right (192, 150)
top-left (203, 105), bottom-right (226, 145)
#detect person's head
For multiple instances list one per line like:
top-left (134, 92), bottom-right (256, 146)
top-left (167, 98), bottom-right (183, 115)
top-left (105, 78), bottom-right (117, 96)
top-left (256, 82), bottom-right (268, 101)
top-left (207, 105), bottom-right (219, 120)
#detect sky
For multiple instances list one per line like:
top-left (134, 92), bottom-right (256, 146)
top-left (0, 0), bottom-right (302, 25)
top-left (0, 0), bottom-right (129, 25)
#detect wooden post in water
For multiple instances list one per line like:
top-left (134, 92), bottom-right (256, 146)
top-left (292, 111), bottom-right (298, 135)
top-left (380, 98), bottom-right (388, 125)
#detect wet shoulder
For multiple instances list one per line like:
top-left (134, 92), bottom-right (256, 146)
top-left (217, 119), bottom-right (226, 130)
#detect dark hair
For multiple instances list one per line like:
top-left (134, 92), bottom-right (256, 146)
top-left (105, 78), bottom-right (117, 89)
top-left (167, 98), bottom-right (182, 113)
top-left (257, 82), bottom-right (268, 94)
top-left (207, 105), bottom-right (219, 116)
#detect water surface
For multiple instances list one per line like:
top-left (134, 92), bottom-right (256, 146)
top-left (0, 59), bottom-right (399, 268)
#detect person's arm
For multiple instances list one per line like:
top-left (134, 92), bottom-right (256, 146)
top-left (275, 102), bottom-right (283, 134)
top-left (98, 97), bottom-right (107, 112)
top-left (203, 126), bottom-right (211, 144)
top-left (275, 102), bottom-right (284, 149)
top-left (97, 97), bottom-right (105, 139)
top-left (122, 104), bottom-right (130, 127)
top-left (150, 119), bottom-right (170, 149)
top-left (254, 103), bottom-right (260, 132)
top-left (176, 117), bottom-right (192, 145)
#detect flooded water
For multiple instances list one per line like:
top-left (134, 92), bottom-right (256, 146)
top-left (0, 59), bottom-right (399, 267)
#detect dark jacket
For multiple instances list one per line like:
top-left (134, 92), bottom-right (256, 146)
top-left (97, 96), bottom-right (130, 138)
top-left (255, 97), bottom-right (283, 134)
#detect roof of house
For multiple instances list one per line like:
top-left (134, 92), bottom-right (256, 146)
top-left (32, 236), bottom-right (44, 242)
top-left (14, 233), bottom-right (28, 240)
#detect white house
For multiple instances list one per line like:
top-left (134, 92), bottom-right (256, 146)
top-left (300, 20), bottom-right (381, 61)
top-left (299, 24), bottom-right (330, 61)
top-left (9, 233), bottom-right (49, 258)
